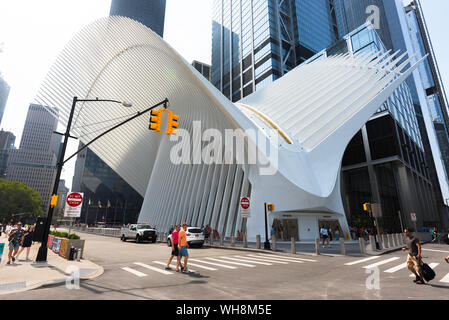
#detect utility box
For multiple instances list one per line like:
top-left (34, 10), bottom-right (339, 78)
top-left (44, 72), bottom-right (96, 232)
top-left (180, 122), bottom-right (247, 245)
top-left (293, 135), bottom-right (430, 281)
top-left (33, 217), bottom-right (47, 242)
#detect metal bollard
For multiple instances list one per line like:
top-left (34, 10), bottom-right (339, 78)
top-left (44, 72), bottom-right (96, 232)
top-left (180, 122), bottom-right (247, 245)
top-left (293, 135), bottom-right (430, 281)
top-left (382, 235), bottom-right (389, 249)
top-left (291, 237), bottom-right (296, 254)
top-left (77, 248), bottom-right (82, 261)
top-left (272, 235), bottom-right (277, 251)
top-left (369, 235), bottom-right (376, 251)
top-left (376, 235), bottom-right (383, 250)
top-left (256, 235), bottom-right (261, 249)
top-left (339, 237), bottom-right (346, 255)
top-left (315, 238), bottom-right (320, 255)
top-left (403, 233), bottom-right (407, 245)
top-left (219, 236), bottom-right (223, 247)
top-left (395, 234), bottom-right (401, 247)
top-left (359, 237), bottom-right (366, 254)
top-left (231, 235), bottom-right (235, 247)
top-left (211, 234), bottom-right (214, 246)
top-left (243, 234), bottom-right (248, 248)
top-left (388, 234), bottom-right (394, 248)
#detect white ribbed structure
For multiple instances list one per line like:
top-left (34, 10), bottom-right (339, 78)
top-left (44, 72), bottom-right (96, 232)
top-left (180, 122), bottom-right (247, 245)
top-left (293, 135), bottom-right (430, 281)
top-left (35, 17), bottom-right (424, 240)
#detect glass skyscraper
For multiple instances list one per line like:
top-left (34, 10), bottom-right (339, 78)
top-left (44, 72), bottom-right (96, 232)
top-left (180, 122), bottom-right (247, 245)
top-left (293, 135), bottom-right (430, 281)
top-left (0, 75), bottom-right (10, 127)
top-left (110, 0), bottom-right (166, 37)
top-left (211, 0), bottom-right (338, 102)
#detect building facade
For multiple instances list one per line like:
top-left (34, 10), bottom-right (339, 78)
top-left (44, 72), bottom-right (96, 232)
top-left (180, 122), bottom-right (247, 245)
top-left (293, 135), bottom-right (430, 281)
top-left (211, 0), bottom-right (338, 102)
top-left (192, 61), bottom-right (212, 81)
top-left (6, 104), bottom-right (59, 212)
top-left (110, 0), bottom-right (166, 37)
top-left (0, 130), bottom-right (15, 178)
top-left (0, 75), bottom-right (10, 127)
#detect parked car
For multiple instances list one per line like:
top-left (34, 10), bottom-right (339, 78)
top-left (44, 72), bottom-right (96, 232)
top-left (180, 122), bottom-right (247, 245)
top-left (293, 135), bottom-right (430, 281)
top-left (167, 227), bottom-right (204, 248)
top-left (121, 224), bottom-right (157, 243)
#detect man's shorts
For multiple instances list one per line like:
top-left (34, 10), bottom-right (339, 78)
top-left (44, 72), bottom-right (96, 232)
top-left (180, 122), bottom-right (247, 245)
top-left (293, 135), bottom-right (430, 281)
top-left (9, 242), bottom-right (20, 251)
top-left (407, 254), bottom-right (420, 271)
top-left (171, 245), bottom-right (179, 257)
top-left (179, 246), bottom-right (188, 257)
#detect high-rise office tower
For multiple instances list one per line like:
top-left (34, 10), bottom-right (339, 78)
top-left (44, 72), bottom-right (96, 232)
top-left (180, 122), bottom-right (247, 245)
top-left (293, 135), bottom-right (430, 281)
top-left (0, 129), bottom-right (15, 178)
top-left (0, 75), bottom-right (10, 127)
top-left (71, 0), bottom-right (167, 225)
top-left (6, 104), bottom-right (59, 212)
top-left (110, 0), bottom-right (166, 37)
top-left (332, 0), bottom-right (449, 228)
top-left (192, 61), bottom-right (212, 81)
top-left (211, 0), bottom-right (339, 102)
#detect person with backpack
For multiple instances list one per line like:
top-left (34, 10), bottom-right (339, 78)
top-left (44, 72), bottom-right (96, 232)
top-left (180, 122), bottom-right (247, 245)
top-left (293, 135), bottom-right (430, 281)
top-left (402, 228), bottom-right (424, 285)
top-left (165, 224), bottom-right (180, 271)
top-left (320, 225), bottom-right (329, 248)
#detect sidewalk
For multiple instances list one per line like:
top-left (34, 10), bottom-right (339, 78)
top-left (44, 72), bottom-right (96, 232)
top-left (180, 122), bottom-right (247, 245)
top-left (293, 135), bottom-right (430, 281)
top-left (0, 236), bottom-right (103, 295)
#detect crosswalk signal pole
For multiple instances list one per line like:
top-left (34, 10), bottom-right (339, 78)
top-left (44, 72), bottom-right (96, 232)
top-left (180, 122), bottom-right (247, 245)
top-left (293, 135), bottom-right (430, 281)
top-left (264, 203), bottom-right (271, 250)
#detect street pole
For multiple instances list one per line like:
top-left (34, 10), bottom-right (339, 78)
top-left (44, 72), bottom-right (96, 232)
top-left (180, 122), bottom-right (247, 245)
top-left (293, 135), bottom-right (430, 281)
top-left (263, 202), bottom-right (271, 250)
top-left (398, 210), bottom-right (404, 232)
top-left (36, 96), bottom-right (78, 262)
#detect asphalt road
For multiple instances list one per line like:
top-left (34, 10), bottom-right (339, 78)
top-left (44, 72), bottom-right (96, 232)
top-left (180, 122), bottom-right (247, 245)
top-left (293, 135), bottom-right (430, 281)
top-left (4, 231), bottom-right (449, 300)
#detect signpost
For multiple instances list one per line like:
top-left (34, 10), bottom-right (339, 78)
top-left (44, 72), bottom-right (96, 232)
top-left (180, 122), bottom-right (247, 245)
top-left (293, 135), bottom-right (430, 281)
top-left (240, 197), bottom-right (250, 243)
top-left (64, 192), bottom-right (84, 235)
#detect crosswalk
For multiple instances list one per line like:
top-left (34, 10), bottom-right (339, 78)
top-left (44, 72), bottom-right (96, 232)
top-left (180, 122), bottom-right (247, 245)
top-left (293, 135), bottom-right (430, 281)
top-left (345, 256), bottom-right (449, 283)
top-left (121, 253), bottom-right (316, 278)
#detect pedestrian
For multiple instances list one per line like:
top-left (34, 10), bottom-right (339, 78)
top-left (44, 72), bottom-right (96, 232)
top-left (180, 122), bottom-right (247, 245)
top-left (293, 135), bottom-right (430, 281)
top-left (169, 225), bottom-right (174, 235)
top-left (328, 226), bottom-right (333, 241)
top-left (204, 224), bottom-right (210, 240)
top-left (320, 225), bottom-right (329, 248)
top-left (177, 222), bottom-right (190, 273)
top-left (5, 222), bottom-right (12, 237)
top-left (335, 228), bottom-right (340, 241)
top-left (270, 225), bottom-right (275, 237)
top-left (166, 225), bottom-right (180, 271)
top-left (402, 228), bottom-right (424, 285)
top-left (7, 222), bottom-right (26, 265)
top-left (17, 225), bottom-right (34, 261)
top-left (237, 230), bottom-right (242, 241)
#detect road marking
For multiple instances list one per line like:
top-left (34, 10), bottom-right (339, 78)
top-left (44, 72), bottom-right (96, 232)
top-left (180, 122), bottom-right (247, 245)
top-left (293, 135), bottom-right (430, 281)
top-left (422, 248), bottom-right (449, 254)
top-left (244, 255), bottom-right (288, 264)
top-left (409, 263), bottom-right (439, 277)
top-left (249, 254), bottom-right (304, 264)
top-left (344, 256), bottom-right (381, 266)
top-left (205, 257), bottom-right (256, 267)
top-left (152, 261), bottom-right (199, 272)
top-left (134, 262), bottom-right (174, 275)
top-left (440, 272), bottom-right (449, 283)
top-left (189, 258), bottom-right (237, 269)
top-left (255, 253), bottom-right (317, 262)
top-left (384, 263), bottom-right (406, 273)
top-left (363, 257), bottom-right (400, 269)
top-left (122, 267), bottom-right (147, 277)
top-left (221, 256), bottom-right (273, 265)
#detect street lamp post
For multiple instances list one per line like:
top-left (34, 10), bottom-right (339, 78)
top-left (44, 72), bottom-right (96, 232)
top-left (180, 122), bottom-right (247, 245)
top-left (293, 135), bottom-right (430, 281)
top-left (36, 96), bottom-right (169, 262)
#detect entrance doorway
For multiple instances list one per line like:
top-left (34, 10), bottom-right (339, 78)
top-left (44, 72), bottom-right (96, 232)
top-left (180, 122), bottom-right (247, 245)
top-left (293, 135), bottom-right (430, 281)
top-left (318, 220), bottom-right (343, 241)
top-left (272, 219), bottom-right (299, 241)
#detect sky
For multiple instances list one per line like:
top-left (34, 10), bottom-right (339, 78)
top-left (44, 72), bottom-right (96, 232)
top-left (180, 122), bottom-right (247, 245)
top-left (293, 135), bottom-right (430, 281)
top-left (0, 0), bottom-right (447, 191)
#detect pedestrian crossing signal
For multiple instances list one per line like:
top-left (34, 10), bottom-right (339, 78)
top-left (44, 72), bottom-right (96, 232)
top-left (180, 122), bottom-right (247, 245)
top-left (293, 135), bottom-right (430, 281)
top-left (266, 203), bottom-right (274, 212)
top-left (149, 109), bottom-right (162, 132)
top-left (363, 203), bottom-right (371, 212)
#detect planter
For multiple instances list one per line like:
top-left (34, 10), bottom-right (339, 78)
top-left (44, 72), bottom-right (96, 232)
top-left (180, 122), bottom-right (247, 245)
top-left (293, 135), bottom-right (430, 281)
top-left (47, 235), bottom-right (85, 260)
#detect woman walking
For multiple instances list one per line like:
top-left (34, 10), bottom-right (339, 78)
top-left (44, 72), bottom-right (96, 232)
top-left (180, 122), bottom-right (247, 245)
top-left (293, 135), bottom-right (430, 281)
top-left (17, 225), bottom-right (34, 261)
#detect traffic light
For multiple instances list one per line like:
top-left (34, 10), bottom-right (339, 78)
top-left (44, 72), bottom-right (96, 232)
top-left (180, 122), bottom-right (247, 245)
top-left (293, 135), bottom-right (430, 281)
top-left (363, 203), bottom-right (371, 212)
top-left (166, 111), bottom-right (179, 135)
top-left (50, 194), bottom-right (58, 208)
top-left (149, 109), bottom-right (162, 132)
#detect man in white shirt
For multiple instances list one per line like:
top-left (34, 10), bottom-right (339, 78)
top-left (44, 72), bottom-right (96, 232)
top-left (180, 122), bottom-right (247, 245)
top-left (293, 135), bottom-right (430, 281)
top-left (5, 223), bottom-right (13, 237)
top-left (320, 226), bottom-right (330, 248)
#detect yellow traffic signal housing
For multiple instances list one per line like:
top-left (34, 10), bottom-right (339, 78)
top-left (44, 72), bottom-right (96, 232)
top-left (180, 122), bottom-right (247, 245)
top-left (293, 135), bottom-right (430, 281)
top-left (50, 194), bottom-right (58, 208)
top-left (363, 203), bottom-right (371, 212)
top-left (266, 203), bottom-right (274, 212)
top-left (166, 111), bottom-right (179, 135)
top-left (149, 109), bottom-right (162, 132)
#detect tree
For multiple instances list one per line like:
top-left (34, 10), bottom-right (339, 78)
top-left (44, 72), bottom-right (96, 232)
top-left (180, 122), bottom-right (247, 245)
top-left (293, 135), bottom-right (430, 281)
top-left (0, 178), bottom-right (44, 220)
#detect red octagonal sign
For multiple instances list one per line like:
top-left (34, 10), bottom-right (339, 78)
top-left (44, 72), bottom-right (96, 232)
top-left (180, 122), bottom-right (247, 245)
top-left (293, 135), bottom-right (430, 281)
top-left (66, 192), bottom-right (83, 207)
top-left (240, 197), bottom-right (250, 210)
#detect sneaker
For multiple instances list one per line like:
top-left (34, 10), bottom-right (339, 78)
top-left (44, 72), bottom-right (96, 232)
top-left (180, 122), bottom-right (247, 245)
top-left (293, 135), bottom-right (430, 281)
top-left (413, 276), bottom-right (419, 283)
top-left (182, 269), bottom-right (189, 273)
top-left (7, 261), bottom-right (10, 265)
top-left (416, 280), bottom-right (425, 285)
top-left (165, 266), bottom-right (172, 270)
top-left (11, 257), bottom-right (15, 262)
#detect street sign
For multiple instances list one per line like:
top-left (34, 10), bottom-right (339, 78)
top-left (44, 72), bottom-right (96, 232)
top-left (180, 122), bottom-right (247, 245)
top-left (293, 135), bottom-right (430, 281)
top-left (411, 212), bottom-right (417, 222)
top-left (64, 192), bottom-right (84, 218)
top-left (240, 197), bottom-right (250, 218)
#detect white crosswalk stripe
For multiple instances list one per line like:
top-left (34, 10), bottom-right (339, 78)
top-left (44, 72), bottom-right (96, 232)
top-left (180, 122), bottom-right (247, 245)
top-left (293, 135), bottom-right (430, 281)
top-left (189, 258), bottom-right (237, 269)
top-left (244, 255), bottom-right (289, 264)
top-left (152, 261), bottom-right (199, 272)
top-left (134, 262), bottom-right (174, 275)
top-left (363, 257), bottom-right (400, 269)
top-left (249, 254), bottom-right (304, 264)
top-left (344, 256), bottom-right (381, 266)
top-left (440, 272), bottom-right (449, 283)
top-left (205, 257), bottom-right (256, 267)
top-left (384, 263), bottom-right (406, 273)
top-left (221, 256), bottom-right (273, 265)
top-left (122, 267), bottom-right (147, 277)
top-left (255, 253), bottom-right (317, 262)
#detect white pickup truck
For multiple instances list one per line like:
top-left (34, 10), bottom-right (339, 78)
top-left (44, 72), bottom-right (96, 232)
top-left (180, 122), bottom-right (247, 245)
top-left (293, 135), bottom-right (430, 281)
top-left (121, 224), bottom-right (157, 243)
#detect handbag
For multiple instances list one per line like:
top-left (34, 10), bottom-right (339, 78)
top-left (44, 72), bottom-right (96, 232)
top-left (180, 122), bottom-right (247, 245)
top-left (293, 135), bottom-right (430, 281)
top-left (420, 261), bottom-right (436, 282)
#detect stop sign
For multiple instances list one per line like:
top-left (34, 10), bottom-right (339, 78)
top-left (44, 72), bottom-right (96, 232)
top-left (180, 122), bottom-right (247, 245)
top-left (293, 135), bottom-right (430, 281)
top-left (66, 192), bottom-right (83, 207)
top-left (240, 197), bottom-right (250, 210)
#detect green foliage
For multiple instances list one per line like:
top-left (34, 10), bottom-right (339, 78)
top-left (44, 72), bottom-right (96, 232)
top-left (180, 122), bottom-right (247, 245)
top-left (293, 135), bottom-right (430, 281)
top-left (0, 178), bottom-right (44, 219)
top-left (49, 231), bottom-right (80, 239)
